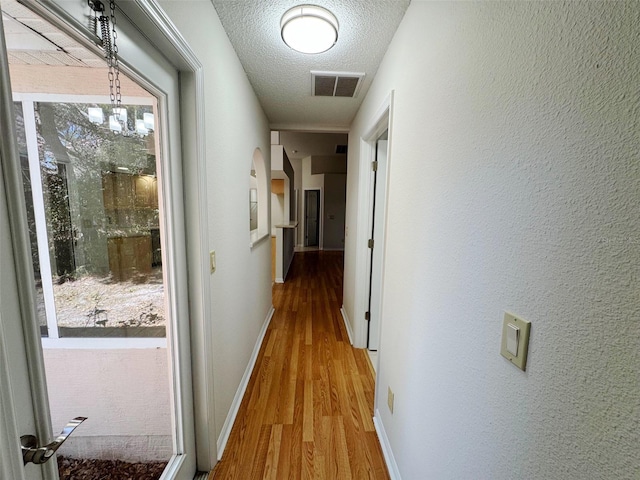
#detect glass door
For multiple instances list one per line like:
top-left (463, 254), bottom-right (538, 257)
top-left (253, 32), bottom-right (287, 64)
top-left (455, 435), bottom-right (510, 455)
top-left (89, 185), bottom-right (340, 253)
top-left (1, 0), bottom-right (196, 478)
top-left (15, 95), bottom-right (174, 475)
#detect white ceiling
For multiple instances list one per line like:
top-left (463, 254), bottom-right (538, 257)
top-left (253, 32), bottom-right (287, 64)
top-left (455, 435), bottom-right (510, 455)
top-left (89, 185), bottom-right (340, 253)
top-left (211, 0), bottom-right (410, 132)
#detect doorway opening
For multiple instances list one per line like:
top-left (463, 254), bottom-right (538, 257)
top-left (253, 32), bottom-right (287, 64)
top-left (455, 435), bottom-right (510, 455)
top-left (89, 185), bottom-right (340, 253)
top-left (353, 92), bottom-right (393, 365)
top-left (304, 189), bottom-right (321, 247)
top-left (366, 130), bottom-right (389, 351)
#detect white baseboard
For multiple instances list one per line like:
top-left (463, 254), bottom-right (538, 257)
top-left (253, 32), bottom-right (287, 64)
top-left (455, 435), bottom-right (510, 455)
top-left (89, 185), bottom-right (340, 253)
top-left (275, 277), bottom-right (284, 284)
top-left (340, 306), bottom-right (354, 345)
top-left (374, 409), bottom-right (401, 480)
top-left (216, 305), bottom-right (275, 459)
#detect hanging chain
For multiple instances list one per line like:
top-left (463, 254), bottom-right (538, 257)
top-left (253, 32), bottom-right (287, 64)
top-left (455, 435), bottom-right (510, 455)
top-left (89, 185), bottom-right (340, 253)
top-left (95, 0), bottom-right (122, 124)
top-left (109, 0), bottom-right (122, 120)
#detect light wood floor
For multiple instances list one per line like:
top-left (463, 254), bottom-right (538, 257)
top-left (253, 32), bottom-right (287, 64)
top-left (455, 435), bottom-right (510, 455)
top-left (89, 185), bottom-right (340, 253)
top-left (210, 251), bottom-right (389, 479)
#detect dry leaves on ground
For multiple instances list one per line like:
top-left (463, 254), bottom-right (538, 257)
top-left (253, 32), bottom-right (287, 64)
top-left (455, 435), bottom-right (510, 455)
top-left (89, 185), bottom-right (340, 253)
top-left (58, 456), bottom-right (167, 480)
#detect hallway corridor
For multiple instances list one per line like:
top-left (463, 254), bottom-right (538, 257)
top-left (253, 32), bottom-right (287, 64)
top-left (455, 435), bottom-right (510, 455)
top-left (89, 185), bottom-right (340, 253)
top-left (211, 251), bottom-right (389, 479)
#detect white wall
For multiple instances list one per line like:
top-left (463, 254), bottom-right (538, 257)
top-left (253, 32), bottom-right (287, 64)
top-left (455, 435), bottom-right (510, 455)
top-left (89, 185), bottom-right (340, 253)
top-left (345, 2), bottom-right (639, 479)
top-left (158, 0), bottom-right (272, 444)
top-left (302, 156), bottom-right (324, 190)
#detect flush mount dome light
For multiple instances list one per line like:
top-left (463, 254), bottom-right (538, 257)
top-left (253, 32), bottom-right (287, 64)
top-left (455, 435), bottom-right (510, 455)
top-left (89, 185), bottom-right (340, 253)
top-left (281, 5), bottom-right (338, 54)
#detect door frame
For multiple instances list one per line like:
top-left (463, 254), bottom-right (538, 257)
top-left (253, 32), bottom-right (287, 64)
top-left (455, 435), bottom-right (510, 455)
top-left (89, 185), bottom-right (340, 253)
top-left (353, 92), bottom-right (394, 352)
top-left (0, 11), bottom-right (56, 478)
top-left (0, 0), bottom-right (217, 475)
top-left (365, 134), bottom-right (389, 351)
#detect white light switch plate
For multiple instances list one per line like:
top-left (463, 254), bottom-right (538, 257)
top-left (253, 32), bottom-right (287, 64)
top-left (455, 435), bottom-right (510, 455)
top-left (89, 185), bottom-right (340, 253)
top-left (501, 312), bottom-right (531, 371)
top-left (506, 323), bottom-right (519, 356)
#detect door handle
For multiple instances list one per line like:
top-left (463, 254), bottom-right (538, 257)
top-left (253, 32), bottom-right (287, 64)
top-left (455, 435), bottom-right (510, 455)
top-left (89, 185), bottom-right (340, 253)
top-left (21, 417), bottom-right (87, 465)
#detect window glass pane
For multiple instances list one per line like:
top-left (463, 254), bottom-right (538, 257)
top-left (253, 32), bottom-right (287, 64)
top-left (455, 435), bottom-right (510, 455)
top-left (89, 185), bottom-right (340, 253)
top-left (35, 102), bottom-right (164, 337)
top-left (13, 101), bottom-right (48, 335)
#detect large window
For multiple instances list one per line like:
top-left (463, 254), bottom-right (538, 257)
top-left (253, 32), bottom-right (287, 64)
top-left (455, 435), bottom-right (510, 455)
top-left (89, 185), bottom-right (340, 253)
top-left (17, 99), bottom-right (165, 338)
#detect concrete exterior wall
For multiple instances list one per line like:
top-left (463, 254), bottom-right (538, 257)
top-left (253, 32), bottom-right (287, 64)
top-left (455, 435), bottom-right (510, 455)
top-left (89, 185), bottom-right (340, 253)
top-left (43, 348), bottom-right (171, 462)
top-left (345, 1), bottom-right (640, 478)
top-left (9, 65), bottom-right (149, 96)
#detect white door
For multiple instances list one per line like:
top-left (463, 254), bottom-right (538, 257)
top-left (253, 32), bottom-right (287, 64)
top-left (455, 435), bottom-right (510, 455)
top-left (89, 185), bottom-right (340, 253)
top-left (0, 2), bottom-right (196, 478)
top-left (366, 133), bottom-right (388, 350)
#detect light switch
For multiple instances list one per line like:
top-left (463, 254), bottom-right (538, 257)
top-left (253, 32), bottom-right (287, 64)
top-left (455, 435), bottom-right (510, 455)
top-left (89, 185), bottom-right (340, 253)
top-left (506, 323), bottom-right (519, 356)
top-left (500, 312), bottom-right (531, 371)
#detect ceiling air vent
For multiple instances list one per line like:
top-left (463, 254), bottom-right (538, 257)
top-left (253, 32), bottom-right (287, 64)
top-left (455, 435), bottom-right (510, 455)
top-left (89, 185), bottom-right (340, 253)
top-left (311, 71), bottom-right (365, 98)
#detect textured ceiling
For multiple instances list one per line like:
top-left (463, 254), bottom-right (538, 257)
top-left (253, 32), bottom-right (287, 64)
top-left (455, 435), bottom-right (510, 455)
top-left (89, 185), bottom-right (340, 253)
top-left (211, 0), bottom-right (410, 131)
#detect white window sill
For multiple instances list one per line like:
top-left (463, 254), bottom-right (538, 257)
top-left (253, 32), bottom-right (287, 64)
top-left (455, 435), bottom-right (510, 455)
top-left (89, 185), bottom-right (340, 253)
top-left (250, 229), bottom-right (269, 248)
top-left (41, 337), bottom-right (167, 349)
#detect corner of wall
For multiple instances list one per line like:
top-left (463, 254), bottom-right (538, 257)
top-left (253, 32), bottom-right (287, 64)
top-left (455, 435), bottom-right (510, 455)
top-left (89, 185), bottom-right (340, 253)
top-left (373, 409), bottom-right (402, 480)
top-left (339, 306), bottom-right (354, 345)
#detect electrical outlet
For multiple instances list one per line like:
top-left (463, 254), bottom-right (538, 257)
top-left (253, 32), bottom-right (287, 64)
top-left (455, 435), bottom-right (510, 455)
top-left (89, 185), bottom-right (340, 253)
top-left (387, 387), bottom-right (394, 414)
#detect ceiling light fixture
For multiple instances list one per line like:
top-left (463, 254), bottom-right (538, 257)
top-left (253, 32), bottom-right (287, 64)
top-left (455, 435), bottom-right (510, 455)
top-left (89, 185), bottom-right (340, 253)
top-left (281, 5), bottom-right (338, 54)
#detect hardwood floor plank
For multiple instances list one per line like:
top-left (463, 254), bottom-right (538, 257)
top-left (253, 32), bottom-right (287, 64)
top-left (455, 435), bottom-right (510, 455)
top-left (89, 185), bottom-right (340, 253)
top-left (330, 416), bottom-right (352, 480)
top-left (275, 424), bottom-right (293, 480)
top-left (211, 252), bottom-right (389, 479)
top-left (303, 380), bottom-right (313, 442)
top-left (263, 424), bottom-right (283, 480)
top-left (352, 373), bottom-right (376, 432)
top-left (264, 327), bottom-right (278, 357)
top-left (301, 441), bottom-right (314, 480)
top-left (249, 425), bottom-right (272, 479)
